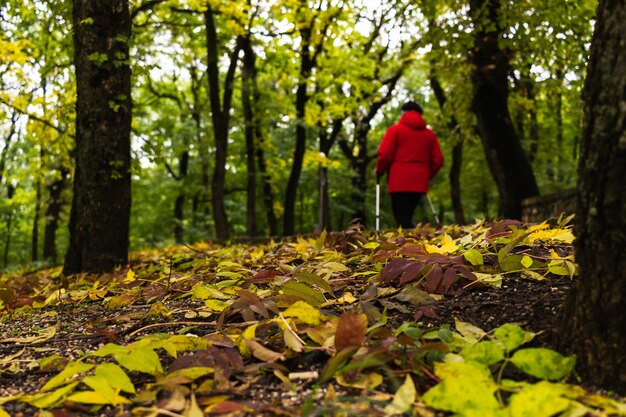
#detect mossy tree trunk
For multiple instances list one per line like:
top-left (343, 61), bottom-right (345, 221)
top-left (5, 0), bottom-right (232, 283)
top-left (63, 0), bottom-right (132, 274)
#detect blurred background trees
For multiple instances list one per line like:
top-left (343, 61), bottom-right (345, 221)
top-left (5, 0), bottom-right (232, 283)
top-left (0, 0), bottom-right (595, 270)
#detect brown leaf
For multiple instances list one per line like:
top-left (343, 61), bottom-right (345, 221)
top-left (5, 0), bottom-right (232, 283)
top-left (441, 268), bottom-right (458, 294)
top-left (398, 263), bottom-right (426, 284)
top-left (379, 258), bottom-right (412, 285)
top-left (335, 312), bottom-right (368, 351)
top-left (251, 269), bottom-right (278, 284)
top-left (423, 266), bottom-right (443, 293)
top-left (170, 347), bottom-right (243, 378)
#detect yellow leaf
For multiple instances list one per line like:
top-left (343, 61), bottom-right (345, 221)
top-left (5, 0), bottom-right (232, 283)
top-left (336, 372), bottom-right (383, 390)
top-left (384, 375), bottom-right (416, 415)
top-left (67, 390), bottom-right (130, 405)
top-left (425, 234), bottom-right (458, 254)
top-left (283, 301), bottom-right (322, 325)
top-left (0, 325), bottom-right (57, 344)
top-left (204, 299), bottom-right (229, 312)
top-left (123, 269), bottom-right (135, 283)
top-left (337, 292), bottom-right (357, 304)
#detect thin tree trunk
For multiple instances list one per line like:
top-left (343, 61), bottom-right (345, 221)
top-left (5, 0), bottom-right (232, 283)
top-left (43, 168), bottom-right (68, 263)
top-left (559, 0), bottom-right (626, 394)
top-left (173, 150), bottom-right (189, 244)
top-left (3, 185), bottom-right (15, 268)
top-left (256, 128), bottom-right (278, 236)
top-left (31, 171), bottom-right (41, 262)
top-left (64, 0), bottom-right (132, 274)
top-left (241, 35), bottom-right (257, 237)
top-left (554, 68), bottom-right (564, 184)
top-left (204, 8), bottom-right (241, 241)
top-left (429, 72), bottom-right (466, 224)
top-left (284, 26), bottom-right (313, 236)
top-left (469, 0), bottom-right (539, 219)
top-left (317, 120), bottom-right (342, 231)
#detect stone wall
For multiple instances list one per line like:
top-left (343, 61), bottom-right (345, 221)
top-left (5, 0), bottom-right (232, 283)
top-left (521, 188), bottom-right (577, 223)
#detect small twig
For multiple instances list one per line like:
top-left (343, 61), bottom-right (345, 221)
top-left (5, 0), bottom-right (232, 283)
top-left (125, 321), bottom-right (218, 338)
top-left (278, 313), bottom-right (307, 347)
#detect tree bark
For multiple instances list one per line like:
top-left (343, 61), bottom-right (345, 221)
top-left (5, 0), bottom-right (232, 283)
top-left (241, 35), bottom-right (257, 237)
top-left (173, 150), bottom-right (189, 244)
top-left (63, 0), bottom-right (132, 274)
top-left (204, 8), bottom-right (241, 241)
top-left (469, 0), bottom-right (539, 219)
top-left (283, 26), bottom-right (313, 236)
top-left (31, 171), bottom-right (42, 262)
top-left (429, 73), bottom-right (466, 225)
top-left (43, 167), bottom-right (68, 263)
top-left (559, 0), bottom-right (626, 394)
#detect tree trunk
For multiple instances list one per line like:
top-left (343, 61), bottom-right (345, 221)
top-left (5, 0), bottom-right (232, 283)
top-left (316, 121), bottom-right (342, 231)
top-left (3, 185), bottom-right (15, 268)
top-left (284, 27), bottom-right (312, 236)
top-left (43, 168), bottom-right (68, 263)
top-left (554, 68), bottom-right (564, 184)
top-left (256, 129), bottom-right (278, 236)
top-left (317, 165), bottom-right (331, 231)
top-left (31, 172), bottom-right (42, 262)
top-left (429, 73), bottom-right (466, 225)
top-left (173, 149), bottom-right (189, 244)
top-left (63, 0), bottom-right (132, 274)
top-left (469, 0), bottom-right (539, 219)
top-left (241, 35), bottom-right (257, 237)
top-left (204, 8), bottom-right (241, 241)
top-left (559, 0), bottom-right (626, 394)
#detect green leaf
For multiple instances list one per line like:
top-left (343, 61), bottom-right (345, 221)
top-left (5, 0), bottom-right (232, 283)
top-left (521, 255), bottom-right (533, 269)
top-left (67, 390), bottom-right (130, 405)
top-left (422, 376), bottom-right (501, 414)
top-left (94, 363), bottom-right (135, 393)
top-left (114, 346), bottom-right (163, 375)
top-left (499, 254), bottom-right (523, 272)
top-left (510, 348), bottom-right (576, 380)
top-left (463, 249), bottom-right (484, 266)
top-left (455, 318), bottom-right (487, 344)
top-left (474, 272), bottom-right (503, 287)
top-left (294, 271), bottom-right (333, 294)
top-left (40, 362), bottom-right (94, 392)
top-left (493, 323), bottom-right (535, 352)
top-left (281, 282), bottom-right (326, 306)
top-left (460, 341), bottom-right (505, 366)
top-left (384, 375), bottom-right (416, 415)
top-left (319, 346), bottom-right (359, 383)
top-left (507, 381), bottom-right (572, 417)
top-left (433, 361), bottom-right (496, 389)
top-left (23, 383), bottom-right (78, 408)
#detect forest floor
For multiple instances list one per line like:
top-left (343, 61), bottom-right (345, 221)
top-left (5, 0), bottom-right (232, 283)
top-left (0, 221), bottom-right (624, 417)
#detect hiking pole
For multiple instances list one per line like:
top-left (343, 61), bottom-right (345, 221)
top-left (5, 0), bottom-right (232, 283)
top-left (425, 193), bottom-right (440, 224)
top-left (375, 176), bottom-right (381, 231)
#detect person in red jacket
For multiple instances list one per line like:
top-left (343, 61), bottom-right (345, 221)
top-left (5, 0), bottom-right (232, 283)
top-left (375, 101), bottom-right (444, 228)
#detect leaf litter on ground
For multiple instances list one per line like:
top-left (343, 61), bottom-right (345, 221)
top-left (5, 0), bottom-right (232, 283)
top-left (0, 219), bottom-right (624, 416)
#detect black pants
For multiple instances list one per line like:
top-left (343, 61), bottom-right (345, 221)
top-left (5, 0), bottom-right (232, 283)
top-left (390, 192), bottom-right (424, 229)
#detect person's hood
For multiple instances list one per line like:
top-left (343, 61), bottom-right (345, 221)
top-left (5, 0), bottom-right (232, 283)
top-left (399, 111), bottom-right (427, 130)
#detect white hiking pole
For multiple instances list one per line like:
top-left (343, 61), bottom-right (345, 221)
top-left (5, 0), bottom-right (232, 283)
top-left (375, 177), bottom-right (381, 231)
top-left (426, 194), bottom-right (440, 224)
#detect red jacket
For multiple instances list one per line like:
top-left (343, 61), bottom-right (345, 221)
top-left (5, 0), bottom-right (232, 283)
top-left (376, 111), bottom-right (444, 193)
